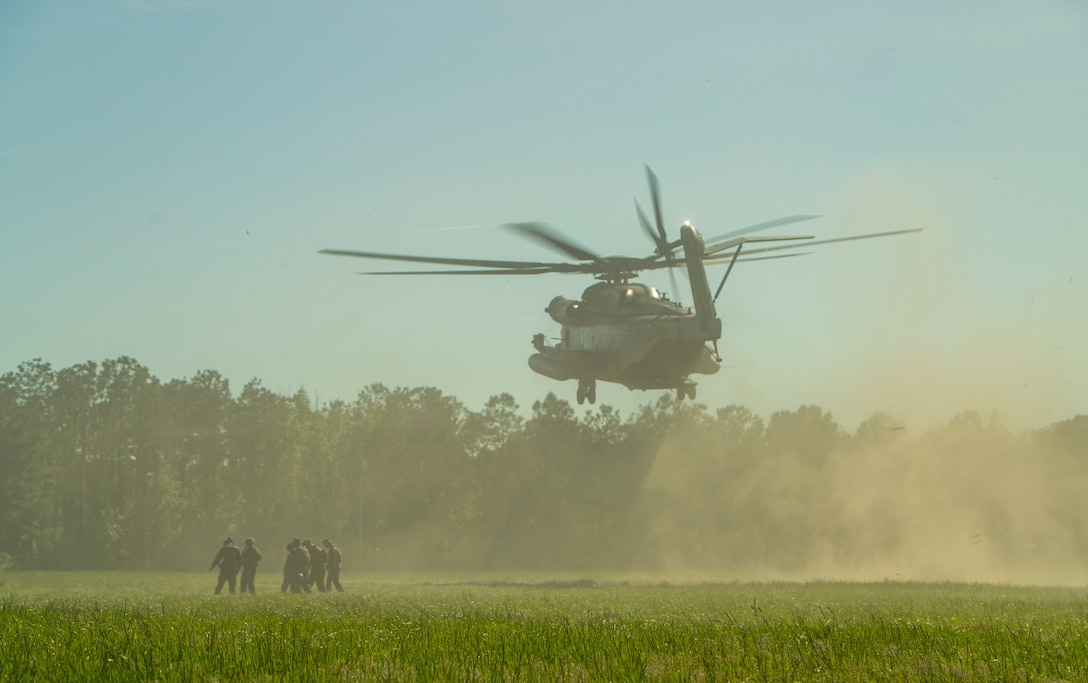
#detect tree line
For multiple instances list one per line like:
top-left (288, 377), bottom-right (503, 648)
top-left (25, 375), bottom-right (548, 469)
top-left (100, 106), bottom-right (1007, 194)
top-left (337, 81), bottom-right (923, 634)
top-left (1, 356), bottom-right (1086, 576)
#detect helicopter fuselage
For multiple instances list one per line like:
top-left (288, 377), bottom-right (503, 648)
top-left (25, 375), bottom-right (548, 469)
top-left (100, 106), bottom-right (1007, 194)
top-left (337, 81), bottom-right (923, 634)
top-left (529, 280), bottom-right (720, 396)
top-left (528, 222), bottom-right (722, 403)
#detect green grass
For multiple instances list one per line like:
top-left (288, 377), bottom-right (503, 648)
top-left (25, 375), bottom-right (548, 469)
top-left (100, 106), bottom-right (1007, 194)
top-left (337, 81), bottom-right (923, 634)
top-left (2, 572), bottom-right (1088, 681)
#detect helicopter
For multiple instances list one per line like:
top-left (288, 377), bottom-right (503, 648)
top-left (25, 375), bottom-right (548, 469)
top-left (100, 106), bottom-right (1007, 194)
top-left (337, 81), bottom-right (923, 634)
top-left (321, 167), bottom-right (920, 404)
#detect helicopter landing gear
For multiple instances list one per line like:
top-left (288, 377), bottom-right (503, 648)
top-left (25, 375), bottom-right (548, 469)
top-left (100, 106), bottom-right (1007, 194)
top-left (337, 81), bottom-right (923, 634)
top-left (677, 383), bottom-right (696, 401)
top-left (576, 378), bottom-right (597, 405)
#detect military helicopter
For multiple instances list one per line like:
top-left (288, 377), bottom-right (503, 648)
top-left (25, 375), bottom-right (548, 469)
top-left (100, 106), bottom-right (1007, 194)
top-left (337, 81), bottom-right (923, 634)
top-left (321, 167), bottom-right (919, 404)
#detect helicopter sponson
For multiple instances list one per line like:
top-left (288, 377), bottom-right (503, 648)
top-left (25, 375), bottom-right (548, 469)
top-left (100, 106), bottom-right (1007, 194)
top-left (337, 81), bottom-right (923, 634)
top-left (528, 352), bottom-right (576, 381)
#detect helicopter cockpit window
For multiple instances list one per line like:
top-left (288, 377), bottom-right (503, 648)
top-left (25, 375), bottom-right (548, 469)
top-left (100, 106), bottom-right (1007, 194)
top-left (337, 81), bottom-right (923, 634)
top-left (646, 286), bottom-right (661, 299)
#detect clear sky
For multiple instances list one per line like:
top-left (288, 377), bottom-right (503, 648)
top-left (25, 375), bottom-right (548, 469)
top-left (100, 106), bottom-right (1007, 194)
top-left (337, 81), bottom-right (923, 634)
top-left (2, 1), bottom-right (1085, 431)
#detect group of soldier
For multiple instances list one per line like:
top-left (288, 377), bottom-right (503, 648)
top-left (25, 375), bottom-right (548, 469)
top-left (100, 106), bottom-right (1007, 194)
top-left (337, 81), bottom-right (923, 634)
top-left (282, 537), bottom-right (344, 593)
top-left (208, 536), bottom-right (344, 594)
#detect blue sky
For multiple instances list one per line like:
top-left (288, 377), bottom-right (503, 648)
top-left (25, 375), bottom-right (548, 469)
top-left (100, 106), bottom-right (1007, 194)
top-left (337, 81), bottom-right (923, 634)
top-left (2, 1), bottom-right (1085, 430)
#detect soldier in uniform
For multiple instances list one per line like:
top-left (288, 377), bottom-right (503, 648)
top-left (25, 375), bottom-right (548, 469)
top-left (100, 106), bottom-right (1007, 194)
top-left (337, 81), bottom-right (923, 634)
top-left (304, 539), bottom-right (328, 592)
top-left (209, 537), bottom-right (243, 594)
top-left (323, 538), bottom-right (344, 592)
top-left (281, 538), bottom-right (311, 593)
top-left (239, 537), bottom-right (262, 594)
top-left (280, 539), bottom-right (296, 593)
top-left (292, 539), bottom-right (312, 593)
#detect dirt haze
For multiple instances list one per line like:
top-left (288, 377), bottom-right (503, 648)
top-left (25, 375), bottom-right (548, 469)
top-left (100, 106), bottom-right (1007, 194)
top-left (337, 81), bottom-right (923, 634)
top-left (729, 170), bottom-right (1084, 433)
top-left (635, 412), bottom-right (1088, 585)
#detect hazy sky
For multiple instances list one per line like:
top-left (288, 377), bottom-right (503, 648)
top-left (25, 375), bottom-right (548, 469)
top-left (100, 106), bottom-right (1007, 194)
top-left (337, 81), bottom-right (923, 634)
top-left (2, 1), bottom-right (1085, 430)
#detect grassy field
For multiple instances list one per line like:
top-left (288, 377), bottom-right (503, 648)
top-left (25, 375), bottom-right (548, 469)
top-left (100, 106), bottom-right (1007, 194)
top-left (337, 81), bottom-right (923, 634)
top-left (2, 571), bottom-right (1087, 681)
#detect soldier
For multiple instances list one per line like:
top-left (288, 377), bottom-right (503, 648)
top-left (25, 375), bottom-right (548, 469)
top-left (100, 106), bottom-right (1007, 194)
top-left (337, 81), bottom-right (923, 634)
top-left (281, 538), bottom-right (311, 593)
top-left (293, 539), bottom-right (312, 593)
top-left (239, 537), bottom-right (262, 594)
top-left (209, 537), bottom-right (242, 595)
top-left (304, 539), bottom-right (328, 592)
top-left (280, 539), bottom-right (296, 593)
top-left (323, 538), bottom-right (344, 592)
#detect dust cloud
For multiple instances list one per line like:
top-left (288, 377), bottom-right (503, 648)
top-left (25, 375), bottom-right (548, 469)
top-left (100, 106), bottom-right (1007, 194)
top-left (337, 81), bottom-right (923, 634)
top-left (814, 169), bottom-right (1085, 432)
top-left (634, 414), bottom-right (1088, 585)
top-left (617, 170), bottom-right (1088, 585)
top-left (719, 170), bottom-right (1080, 431)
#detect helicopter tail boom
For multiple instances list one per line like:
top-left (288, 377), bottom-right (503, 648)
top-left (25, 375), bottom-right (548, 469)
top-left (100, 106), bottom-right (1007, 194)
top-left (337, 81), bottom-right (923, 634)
top-left (680, 223), bottom-right (722, 342)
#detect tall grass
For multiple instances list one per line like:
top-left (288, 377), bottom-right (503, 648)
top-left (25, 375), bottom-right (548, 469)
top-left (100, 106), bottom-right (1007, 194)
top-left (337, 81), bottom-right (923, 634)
top-left (2, 572), bottom-right (1086, 681)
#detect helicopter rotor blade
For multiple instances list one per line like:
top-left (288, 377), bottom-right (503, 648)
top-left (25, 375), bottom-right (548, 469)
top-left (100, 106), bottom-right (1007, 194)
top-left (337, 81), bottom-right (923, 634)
top-left (636, 199), bottom-right (677, 260)
top-left (667, 264), bottom-right (681, 304)
top-left (701, 215), bottom-right (823, 249)
top-left (703, 251), bottom-right (812, 265)
top-left (362, 267), bottom-right (563, 275)
top-left (703, 233), bottom-right (814, 258)
top-left (640, 249), bottom-right (809, 270)
top-left (319, 248), bottom-right (574, 271)
top-left (645, 165), bottom-right (669, 247)
top-left (640, 166), bottom-right (680, 295)
top-left (635, 200), bottom-right (660, 249)
top-left (732, 228), bottom-right (923, 257)
top-left (503, 222), bottom-right (601, 262)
